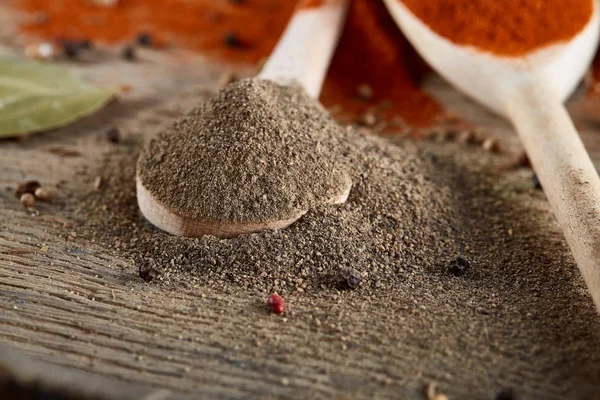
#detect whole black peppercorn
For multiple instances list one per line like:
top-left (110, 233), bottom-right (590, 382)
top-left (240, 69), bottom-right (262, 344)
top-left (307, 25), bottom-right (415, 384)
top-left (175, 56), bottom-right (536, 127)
top-left (122, 45), bottom-right (136, 61)
top-left (63, 41), bottom-right (80, 58)
top-left (15, 180), bottom-right (41, 198)
top-left (139, 258), bottom-right (160, 283)
top-left (340, 268), bottom-right (362, 290)
top-left (532, 174), bottom-right (542, 190)
top-left (495, 388), bottom-right (519, 400)
top-left (448, 256), bottom-right (470, 277)
top-left (78, 39), bottom-right (93, 49)
top-left (224, 32), bottom-right (241, 48)
top-left (136, 32), bottom-right (153, 47)
top-left (106, 127), bottom-right (121, 144)
top-left (517, 151), bottom-right (530, 167)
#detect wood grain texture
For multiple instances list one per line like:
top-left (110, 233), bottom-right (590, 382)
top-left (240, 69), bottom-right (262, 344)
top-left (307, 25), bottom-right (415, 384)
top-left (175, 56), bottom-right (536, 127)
top-left (0, 345), bottom-right (173, 400)
top-left (507, 81), bottom-right (600, 312)
top-left (2, 15), bottom-right (600, 400)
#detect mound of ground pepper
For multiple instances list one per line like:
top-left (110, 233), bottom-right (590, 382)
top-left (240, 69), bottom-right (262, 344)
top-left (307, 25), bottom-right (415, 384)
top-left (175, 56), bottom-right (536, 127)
top-left (138, 78), bottom-right (350, 224)
top-left (400, 0), bottom-right (594, 56)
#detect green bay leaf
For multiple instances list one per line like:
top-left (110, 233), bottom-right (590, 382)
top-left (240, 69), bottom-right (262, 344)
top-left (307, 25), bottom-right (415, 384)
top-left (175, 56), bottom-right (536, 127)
top-left (0, 57), bottom-right (118, 138)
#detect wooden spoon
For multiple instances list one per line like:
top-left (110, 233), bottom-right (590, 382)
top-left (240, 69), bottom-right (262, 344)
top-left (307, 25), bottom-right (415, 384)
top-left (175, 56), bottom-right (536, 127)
top-left (382, 0), bottom-right (600, 310)
top-left (137, 0), bottom-right (351, 238)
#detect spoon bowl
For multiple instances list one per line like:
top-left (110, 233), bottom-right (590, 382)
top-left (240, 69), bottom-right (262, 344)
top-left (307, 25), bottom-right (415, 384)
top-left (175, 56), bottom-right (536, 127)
top-left (136, 175), bottom-right (351, 238)
top-left (383, 0), bottom-right (600, 312)
top-left (383, 0), bottom-right (600, 115)
top-left (136, 0), bottom-right (350, 238)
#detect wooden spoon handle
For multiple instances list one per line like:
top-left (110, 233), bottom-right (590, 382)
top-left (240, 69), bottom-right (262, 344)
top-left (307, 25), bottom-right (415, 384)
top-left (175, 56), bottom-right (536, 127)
top-left (507, 80), bottom-right (600, 311)
top-left (258, 0), bottom-right (349, 98)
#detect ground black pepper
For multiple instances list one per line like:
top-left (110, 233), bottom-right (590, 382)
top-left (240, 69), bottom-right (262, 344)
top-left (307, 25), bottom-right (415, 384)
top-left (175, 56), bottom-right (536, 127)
top-left (92, 84), bottom-right (462, 294)
top-left (137, 78), bottom-right (351, 224)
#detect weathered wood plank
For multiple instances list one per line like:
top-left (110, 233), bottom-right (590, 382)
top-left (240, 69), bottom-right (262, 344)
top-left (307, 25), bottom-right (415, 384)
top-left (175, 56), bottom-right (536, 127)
top-left (0, 345), bottom-right (175, 400)
top-left (2, 12), bottom-right (600, 400)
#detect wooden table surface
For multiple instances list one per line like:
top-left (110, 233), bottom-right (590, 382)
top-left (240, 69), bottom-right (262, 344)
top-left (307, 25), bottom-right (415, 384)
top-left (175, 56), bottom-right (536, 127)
top-left (2, 11), bottom-right (600, 400)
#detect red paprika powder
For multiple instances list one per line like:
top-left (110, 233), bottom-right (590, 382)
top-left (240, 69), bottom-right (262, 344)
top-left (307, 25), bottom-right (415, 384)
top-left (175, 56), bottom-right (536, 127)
top-left (298, 0), bottom-right (325, 9)
top-left (11, 0), bottom-right (444, 127)
top-left (401, 0), bottom-right (594, 56)
top-left (321, 0), bottom-right (444, 128)
top-left (14, 0), bottom-right (296, 64)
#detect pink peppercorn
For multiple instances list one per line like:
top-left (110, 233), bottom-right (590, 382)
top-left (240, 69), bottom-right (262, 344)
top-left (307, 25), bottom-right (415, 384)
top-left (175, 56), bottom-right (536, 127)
top-left (267, 293), bottom-right (285, 314)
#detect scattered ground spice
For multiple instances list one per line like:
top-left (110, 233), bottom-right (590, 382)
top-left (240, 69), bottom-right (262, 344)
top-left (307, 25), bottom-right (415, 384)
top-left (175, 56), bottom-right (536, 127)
top-left (497, 151), bottom-right (532, 172)
top-left (138, 79), bottom-right (351, 224)
top-left (267, 293), bottom-right (285, 314)
top-left (400, 0), bottom-right (593, 56)
top-left (14, 0), bottom-right (296, 65)
top-left (79, 104), bottom-right (461, 294)
top-left (320, 0), bottom-right (445, 128)
top-left (4, 3), bottom-right (600, 397)
top-left (61, 87), bottom-right (600, 397)
top-left (12, 0), bottom-right (444, 128)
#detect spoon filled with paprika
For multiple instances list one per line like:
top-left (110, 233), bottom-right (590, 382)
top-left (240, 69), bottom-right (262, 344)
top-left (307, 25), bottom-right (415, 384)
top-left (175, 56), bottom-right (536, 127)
top-left (136, 0), bottom-right (351, 238)
top-left (383, 0), bottom-right (600, 311)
